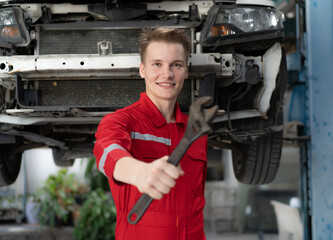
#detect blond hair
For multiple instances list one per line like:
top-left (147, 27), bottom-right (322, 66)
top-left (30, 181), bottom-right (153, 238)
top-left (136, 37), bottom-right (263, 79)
top-left (139, 27), bottom-right (191, 63)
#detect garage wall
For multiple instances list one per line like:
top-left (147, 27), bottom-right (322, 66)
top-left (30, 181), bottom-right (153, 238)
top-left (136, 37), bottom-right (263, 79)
top-left (15, 148), bottom-right (88, 195)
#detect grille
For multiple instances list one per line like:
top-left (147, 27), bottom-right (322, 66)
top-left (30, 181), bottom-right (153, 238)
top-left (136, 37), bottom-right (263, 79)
top-left (38, 79), bottom-right (192, 111)
top-left (39, 29), bottom-right (141, 54)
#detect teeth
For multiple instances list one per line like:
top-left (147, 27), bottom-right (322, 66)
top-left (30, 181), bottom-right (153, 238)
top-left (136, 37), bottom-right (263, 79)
top-left (158, 83), bottom-right (174, 86)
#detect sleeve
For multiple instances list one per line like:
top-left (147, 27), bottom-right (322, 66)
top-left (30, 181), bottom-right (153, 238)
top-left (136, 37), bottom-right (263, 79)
top-left (93, 111), bottom-right (133, 180)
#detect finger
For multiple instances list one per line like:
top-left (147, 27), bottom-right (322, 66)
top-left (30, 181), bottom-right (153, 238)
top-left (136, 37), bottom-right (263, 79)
top-left (177, 164), bottom-right (185, 176)
top-left (140, 185), bottom-right (164, 200)
top-left (152, 157), bottom-right (179, 179)
top-left (163, 163), bottom-right (183, 179)
top-left (158, 156), bottom-right (184, 177)
top-left (158, 172), bottom-right (177, 188)
top-left (147, 187), bottom-right (164, 200)
top-left (153, 179), bottom-right (171, 195)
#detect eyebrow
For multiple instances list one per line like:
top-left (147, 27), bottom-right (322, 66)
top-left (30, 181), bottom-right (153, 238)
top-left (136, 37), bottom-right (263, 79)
top-left (150, 59), bottom-right (185, 63)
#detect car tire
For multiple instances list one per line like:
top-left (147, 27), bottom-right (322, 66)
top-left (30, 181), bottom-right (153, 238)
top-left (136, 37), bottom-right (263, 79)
top-left (52, 148), bottom-right (75, 167)
top-left (230, 48), bottom-right (287, 185)
top-left (231, 130), bottom-right (283, 184)
top-left (0, 145), bottom-right (22, 186)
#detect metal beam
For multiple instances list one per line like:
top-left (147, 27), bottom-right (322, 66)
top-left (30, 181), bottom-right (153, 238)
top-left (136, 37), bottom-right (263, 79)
top-left (306, 0), bottom-right (333, 239)
top-left (0, 53), bottom-right (222, 80)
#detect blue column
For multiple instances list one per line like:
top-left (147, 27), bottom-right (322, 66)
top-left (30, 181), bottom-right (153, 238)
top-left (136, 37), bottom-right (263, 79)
top-left (306, 0), bottom-right (333, 239)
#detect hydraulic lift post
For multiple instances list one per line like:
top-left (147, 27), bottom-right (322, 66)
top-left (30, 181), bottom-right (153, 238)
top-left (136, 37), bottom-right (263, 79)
top-left (304, 0), bottom-right (333, 239)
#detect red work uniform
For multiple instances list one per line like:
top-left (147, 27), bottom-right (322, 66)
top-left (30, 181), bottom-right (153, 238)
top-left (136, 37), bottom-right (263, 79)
top-left (93, 92), bottom-right (207, 240)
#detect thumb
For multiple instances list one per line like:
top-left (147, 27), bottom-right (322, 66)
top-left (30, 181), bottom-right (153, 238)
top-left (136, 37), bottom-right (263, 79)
top-left (177, 163), bottom-right (185, 176)
top-left (160, 155), bottom-right (169, 162)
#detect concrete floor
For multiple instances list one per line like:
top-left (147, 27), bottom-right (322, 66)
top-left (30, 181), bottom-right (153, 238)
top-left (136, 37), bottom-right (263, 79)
top-left (204, 226), bottom-right (278, 240)
top-left (0, 224), bottom-right (74, 240)
top-left (205, 232), bottom-right (278, 240)
top-left (0, 224), bottom-right (279, 240)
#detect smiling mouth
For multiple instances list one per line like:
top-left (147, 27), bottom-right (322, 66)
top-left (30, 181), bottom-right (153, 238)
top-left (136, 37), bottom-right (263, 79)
top-left (157, 83), bottom-right (175, 87)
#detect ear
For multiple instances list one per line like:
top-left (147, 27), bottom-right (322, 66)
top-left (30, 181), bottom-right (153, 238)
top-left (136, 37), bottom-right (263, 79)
top-left (139, 62), bottom-right (145, 78)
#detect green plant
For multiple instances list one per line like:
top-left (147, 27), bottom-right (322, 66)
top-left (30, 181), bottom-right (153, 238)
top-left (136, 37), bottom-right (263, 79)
top-left (73, 188), bottom-right (116, 240)
top-left (36, 169), bottom-right (84, 227)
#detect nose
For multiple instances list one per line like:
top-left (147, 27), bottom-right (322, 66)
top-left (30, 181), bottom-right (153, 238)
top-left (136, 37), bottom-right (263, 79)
top-left (161, 65), bottom-right (174, 78)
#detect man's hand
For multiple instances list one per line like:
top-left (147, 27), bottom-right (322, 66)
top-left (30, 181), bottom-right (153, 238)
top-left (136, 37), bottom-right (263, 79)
top-left (135, 156), bottom-right (184, 199)
top-left (113, 156), bottom-right (184, 200)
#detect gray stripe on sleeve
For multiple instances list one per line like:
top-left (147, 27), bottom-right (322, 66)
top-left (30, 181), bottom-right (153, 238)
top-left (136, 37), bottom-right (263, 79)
top-left (99, 143), bottom-right (126, 177)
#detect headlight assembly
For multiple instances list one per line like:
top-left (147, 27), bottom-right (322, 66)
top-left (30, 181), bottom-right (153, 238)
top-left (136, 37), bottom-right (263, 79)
top-left (201, 4), bottom-right (285, 46)
top-left (0, 7), bottom-right (30, 46)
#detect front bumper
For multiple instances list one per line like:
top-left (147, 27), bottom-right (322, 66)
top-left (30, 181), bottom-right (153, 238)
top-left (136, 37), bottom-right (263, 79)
top-left (0, 53), bottom-right (222, 80)
top-left (0, 43), bottom-right (282, 125)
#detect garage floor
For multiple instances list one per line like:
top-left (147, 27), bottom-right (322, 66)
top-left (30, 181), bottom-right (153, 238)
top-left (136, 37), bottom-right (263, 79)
top-left (0, 224), bottom-right (278, 240)
top-left (205, 231), bottom-right (278, 240)
top-left (0, 225), bottom-right (73, 240)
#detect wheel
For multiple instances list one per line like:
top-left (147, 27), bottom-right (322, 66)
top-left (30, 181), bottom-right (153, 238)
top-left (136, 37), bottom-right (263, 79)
top-left (230, 49), bottom-right (287, 185)
top-left (232, 131), bottom-right (283, 184)
top-left (52, 148), bottom-right (75, 167)
top-left (0, 145), bottom-right (22, 186)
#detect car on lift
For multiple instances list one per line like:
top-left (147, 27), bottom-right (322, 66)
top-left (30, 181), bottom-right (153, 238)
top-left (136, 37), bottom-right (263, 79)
top-left (0, 0), bottom-right (286, 186)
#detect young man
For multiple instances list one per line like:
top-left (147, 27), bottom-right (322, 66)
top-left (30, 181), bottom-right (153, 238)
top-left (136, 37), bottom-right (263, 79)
top-left (93, 27), bottom-right (207, 239)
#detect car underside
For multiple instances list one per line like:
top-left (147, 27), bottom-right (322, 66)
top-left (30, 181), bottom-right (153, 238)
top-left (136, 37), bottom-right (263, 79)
top-left (0, 0), bottom-right (287, 186)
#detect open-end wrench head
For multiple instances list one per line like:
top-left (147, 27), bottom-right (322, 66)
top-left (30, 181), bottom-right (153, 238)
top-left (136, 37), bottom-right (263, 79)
top-left (191, 96), bottom-right (213, 111)
top-left (187, 97), bottom-right (218, 138)
top-left (204, 105), bottom-right (219, 124)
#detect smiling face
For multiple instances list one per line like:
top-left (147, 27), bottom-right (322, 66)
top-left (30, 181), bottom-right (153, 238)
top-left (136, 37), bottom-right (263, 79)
top-left (139, 41), bottom-right (188, 108)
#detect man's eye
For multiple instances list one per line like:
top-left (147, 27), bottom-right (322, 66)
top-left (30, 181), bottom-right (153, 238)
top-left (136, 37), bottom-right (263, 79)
top-left (173, 63), bottom-right (183, 68)
top-left (153, 63), bottom-right (161, 67)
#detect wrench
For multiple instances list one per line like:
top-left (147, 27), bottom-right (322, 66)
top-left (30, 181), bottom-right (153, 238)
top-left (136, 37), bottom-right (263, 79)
top-left (127, 96), bottom-right (218, 224)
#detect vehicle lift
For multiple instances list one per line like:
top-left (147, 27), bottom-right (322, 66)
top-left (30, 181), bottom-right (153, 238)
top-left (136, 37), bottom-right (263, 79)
top-left (289, 0), bottom-right (333, 239)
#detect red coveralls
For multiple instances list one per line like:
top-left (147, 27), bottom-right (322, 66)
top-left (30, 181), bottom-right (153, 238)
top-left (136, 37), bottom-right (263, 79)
top-left (93, 92), bottom-right (207, 240)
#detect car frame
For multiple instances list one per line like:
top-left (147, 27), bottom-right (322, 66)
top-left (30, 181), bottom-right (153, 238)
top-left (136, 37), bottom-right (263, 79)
top-left (0, 0), bottom-right (286, 186)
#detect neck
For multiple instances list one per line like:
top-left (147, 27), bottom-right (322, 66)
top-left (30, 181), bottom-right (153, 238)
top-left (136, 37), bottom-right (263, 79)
top-left (158, 101), bottom-right (176, 123)
top-left (147, 94), bottom-right (176, 123)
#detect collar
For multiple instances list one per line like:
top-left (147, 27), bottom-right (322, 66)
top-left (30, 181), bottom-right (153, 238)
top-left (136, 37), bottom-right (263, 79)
top-left (138, 92), bottom-right (187, 128)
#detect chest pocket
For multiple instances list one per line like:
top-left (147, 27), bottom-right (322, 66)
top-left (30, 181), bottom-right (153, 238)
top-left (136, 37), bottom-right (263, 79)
top-left (185, 137), bottom-right (207, 197)
top-left (131, 140), bottom-right (169, 163)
